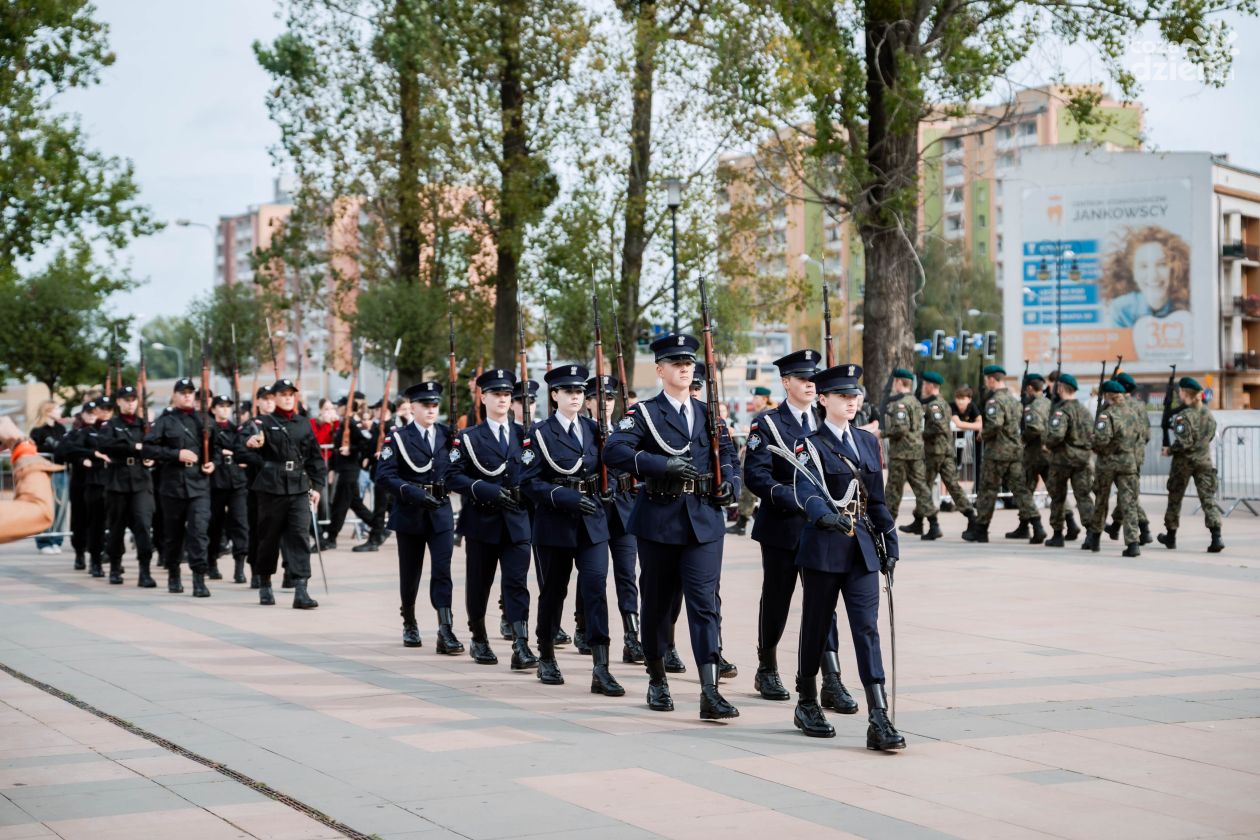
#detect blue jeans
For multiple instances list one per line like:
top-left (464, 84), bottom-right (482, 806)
top-left (35, 471), bottom-right (68, 548)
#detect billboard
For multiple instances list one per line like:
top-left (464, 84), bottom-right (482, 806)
top-left (1019, 179), bottom-right (1195, 366)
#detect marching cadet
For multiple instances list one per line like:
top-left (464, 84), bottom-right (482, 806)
top-left (325, 391), bottom-right (374, 550)
top-left (1083, 381), bottom-right (1142, 556)
top-left (521, 364), bottom-right (624, 695)
top-left (584, 374), bottom-right (644, 664)
top-left (55, 401), bottom-right (95, 570)
top-left (1158, 378), bottom-right (1225, 552)
top-left (143, 379), bottom-right (215, 596)
top-left (731, 385), bottom-right (773, 535)
top-left (744, 349), bottom-right (858, 713)
top-left (604, 334), bottom-right (741, 721)
top-left (1042, 373), bottom-right (1092, 546)
top-left (375, 382), bottom-right (465, 652)
top-left (963, 365), bottom-right (1043, 544)
top-left (353, 398), bottom-right (403, 553)
top-left (500, 377), bottom-right (541, 642)
top-left (446, 368), bottom-right (537, 670)
top-left (57, 398), bottom-right (112, 577)
top-left (243, 378), bottom-right (326, 608)
top-left (207, 395), bottom-right (250, 583)
top-left (1105, 373), bottom-right (1153, 546)
top-left (789, 363), bottom-right (904, 750)
top-left (244, 385), bottom-right (274, 588)
top-left (919, 371), bottom-right (977, 536)
top-left (883, 369), bottom-right (937, 537)
top-left (97, 386), bottom-right (157, 586)
top-left (1015, 374), bottom-right (1051, 537)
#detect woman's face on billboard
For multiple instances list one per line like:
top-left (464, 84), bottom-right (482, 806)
top-left (1132, 241), bottom-right (1172, 310)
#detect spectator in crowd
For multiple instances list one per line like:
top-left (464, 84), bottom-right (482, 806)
top-left (1, 416), bottom-right (64, 544)
top-left (30, 401), bottom-right (68, 555)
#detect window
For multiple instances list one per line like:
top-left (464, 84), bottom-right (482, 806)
top-left (996, 207), bottom-right (1004, 225)
top-left (977, 132), bottom-right (985, 146)
top-left (944, 163), bottom-right (964, 181)
top-left (998, 125), bottom-right (1013, 140)
top-left (944, 137), bottom-right (963, 153)
top-left (977, 242), bottom-right (987, 256)
top-left (948, 187), bottom-right (964, 204)
top-left (996, 234), bottom-right (1004, 253)
top-left (946, 215), bottom-right (963, 233)
top-left (1020, 121), bottom-right (1037, 136)
top-left (995, 180), bottom-right (1004, 196)
top-left (978, 214), bottom-right (987, 228)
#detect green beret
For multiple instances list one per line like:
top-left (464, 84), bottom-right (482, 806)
top-left (1101, 380), bottom-right (1125, 394)
top-left (892, 368), bottom-right (914, 381)
top-left (1057, 373), bottom-right (1079, 391)
top-left (1178, 376), bottom-right (1202, 392)
top-left (983, 364), bottom-right (1006, 377)
top-left (752, 386), bottom-right (772, 397)
top-left (1026, 372), bottom-right (1045, 383)
top-left (1113, 372), bottom-right (1136, 392)
top-left (921, 371), bottom-right (944, 385)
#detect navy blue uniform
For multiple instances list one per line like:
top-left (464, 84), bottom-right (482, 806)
top-left (375, 421), bottom-right (456, 612)
top-left (446, 420), bottom-right (532, 628)
top-left (792, 424), bottom-right (898, 687)
top-left (521, 415), bottom-right (611, 647)
top-left (604, 392), bottom-right (740, 668)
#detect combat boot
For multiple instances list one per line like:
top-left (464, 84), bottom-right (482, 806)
top-left (1065, 511), bottom-right (1081, 541)
top-left (207, 557), bottom-right (223, 580)
top-left (281, 570), bottom-right (294, 589)
top-left (962, 521), bottom-right (989, 543)
top-left (1029, 516), bottom-right (1047, 545)
top-left (258, 576), bottom-right (275, 605)
top-left (191, 572), bottom-right (210, 598)
top-left (435, 607), bottom-right (464, 655)
top-left (510, 621), bottom-right (538, 670)
top-left (499, 613), bottom-right (514, 640)
top-left (820, 651), bottom-right (859, 713)
top-left (645, 658), bottom-right (674, 712)
top-left (1081, 531), bottom-right (1101, 552)
top-left (232, 556), bottom-right (247, 584)
top-left (898, 516), bottom-right (924, 536)
top-left (554, 627), bottom-right (571, 646)
top-left (699, 663), bottom-right (739, 721)
top-left (794, 674), bottom-right (835, 738)
top-left (468, 619), bottom-right (497, 665)
top-left (1157, 529), bottom-right (1176, 549)
top-left (754, 647), bottom-right (791, 701)
top-left (136, 558), bottom-right (156, 588)
top-left (590, 645), bottom-right (625, 696)
top-left (1139, 521), bottom-right (1153, 545)
top-left (167, 569), bottom-right (184, 594)
top-left (663, 643), bottom-right (686, 673)
top-left (537, 640), bottom-right (564, 685)
top-left (108, 559), bottom-right (124, 585)
top-left (865, 684), bottom-right (906, 751)
top-left (292, 578), bottom-right (318, 609)
top-left (1122, 542), bottom-right (1141, 557)
top-left (621, 612), bottom-right (645, 663)
top-left (1105, 519), bottom-right (1122, 541)
top-left (74, 552), bottom-right (86, 571)
top-left (1005, 518), bottom-right (1030, 539)
top-left (401, 605), bottom-right (422, 648)
top-left (921, 515), bottom-right (942, 541)
top-left (89, 556), bottom-right (104, 578)
top-left (718, 651), bottom-right (738, 679)
top-left (725, 514), bottom-right (748, 536)
top-left (1208, 527), bottom-right (1225, 553)
top-left (1044, 529), bottom-right (1065, 547)
top-left (573, 625), bottom-right (591, 655)
top-left (250, 573), bottom-right (261, 589)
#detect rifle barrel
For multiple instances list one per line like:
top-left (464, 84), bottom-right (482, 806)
top-left (698, 276), bottom-right (723, 484)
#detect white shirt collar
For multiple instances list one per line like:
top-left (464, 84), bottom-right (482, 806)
top-left (825, 419), bottom-right (853, 444)
top-left (486, 417), bottom-right (509, 438)
top-left (663, 391), bottom-right (688, 413)
top-left (557, 412), bottom-right (581, 439)
top-left (787, 400), bottom-right (813, 429)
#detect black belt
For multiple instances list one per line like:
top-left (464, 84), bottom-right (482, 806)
top-left (126, 457), bottom-right (137, 466)
top-left (266, 460), bottom-right (299, 471)
top-left (644, 473), bottom-right (714, 500)
top-left (555, 475), bottom-right (601, 495)
top-left (419, 481), bottom-right (448, 500)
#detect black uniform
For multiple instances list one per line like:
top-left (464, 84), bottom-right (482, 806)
top-left (144, 396), bottom-right (214, 593)
top-left (96, 407), bottom-right (157, 585)
top-left (56, 413), bottom-right (109, 575)
top-left (326, 415), bottom-right (375, 546)
top-left (208, 418), bottom-right (250, 582)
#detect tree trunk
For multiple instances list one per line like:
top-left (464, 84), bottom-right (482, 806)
top-left (618, 0), bottom-right (658, 390)
top-left (493, 0), bottom-right (527, 369)
top-left (395, 0), bottom-right (424, 387)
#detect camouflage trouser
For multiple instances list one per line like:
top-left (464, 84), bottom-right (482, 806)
top-left (1112, 449), bottom-right (1149, 527)
top-left (1089, 465), bottom-right (1138, 543)
top-left (976, 457), bottom-right (1037, 524)
top-left (1023, 448), bottom-right (1050, 495)
top-left (1047, 462), bottom-right (1094, 530)
top-left (1164, 455), bottom-right (1222, 530)
top-left (737, 486), bottom-right (757, 518)
top-left (886, 457), bottom-right (937, 519)
top-left (925, 449), bottom-right (974, 516)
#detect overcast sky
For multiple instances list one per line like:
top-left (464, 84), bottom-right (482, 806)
top-left (61, 1), bottom-right (1260, 325)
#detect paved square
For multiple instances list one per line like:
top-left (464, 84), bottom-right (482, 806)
top-left (1, 507), bottom-right (1257, 839)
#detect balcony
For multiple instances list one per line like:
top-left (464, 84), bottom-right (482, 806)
top-left (1223, 240), bottom-right (1260, 261)
top-left (1230, 295), bottom-right (1260, 321)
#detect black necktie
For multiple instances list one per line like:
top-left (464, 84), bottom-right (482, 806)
top-left (498, 425), bottom-right (508, 455)
top-left (844, 429), bottom-right (859, 464)
top-left (678, 403), bottom-right (688, 434)
top-left (800, 410), bottom-right (812, 433)
top-left (567, 422), bottom-right (580, 446)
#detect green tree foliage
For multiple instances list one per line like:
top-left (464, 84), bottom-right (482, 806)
top-left (138, 316), bottom-right (199, 379)
top-left (912, 240), bottom-right (1003, 389)
top-left (186, 283), bottom-right (272, 380)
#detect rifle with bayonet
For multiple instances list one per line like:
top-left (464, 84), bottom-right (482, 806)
top-left (1093, 360), bottom-right (1107, 422)
top-left (105, 327), bottom-right (117, 398)
top-left (1161, 364), bottom-right (1179, 448)
top-left (200, 336), bottom-right (212, 466)
top-left (448, 295), bottom-right (459, 427)
top-left (1020, 358), bottom-right (1030, 434)
top-left (265, 318), bottom-right (281, 379)
top-left (374, 339), bottom-right (402, 457)
top-left (138, 342), bottom-right (148, 425)
top-left (698, 275), bottom-right (723, 486)
top-left (610, 299), bottom-right (637, 493)
top-left (341, 341), bottom-right (361, 456)
top-left (516, 287), bottom-right (531, 429)
top-left (822, 276), bottom-right (834, 368)
top-left (591, 278), bottom-right (610, 495)
top-left (230, 324), bottom-right (242, 426)
top-left (474, 357), bottom-right (484, 424)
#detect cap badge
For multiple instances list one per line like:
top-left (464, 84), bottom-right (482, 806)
top-left (677, 336), bottom-right (685, 345)
top-left (570, 366), bottom-right (577, 375)
top-left (804, 351), bottom-right (812, 360)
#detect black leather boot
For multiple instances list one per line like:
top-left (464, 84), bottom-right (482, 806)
top-left (553, 627), bottom-right (571, 646)
top-left (1157, 529), bottom-right (1176, 549)
top-left (208, 557), bottom-right (223, 580)
top-left (590, 645), bottom-right (625, 696)
top-left (137, 558), bottom-right (156, 588)
top-left (537, 640), bottom-right (564, 685)
top-left (281, 570), bottom-right (294, 589)
top-left (573, 625), bottom-right (591, 655)
top-left (250, 572), bottom-right (261, 589)
top-left (259, 576), bottom-right (275, 605)
top-left (1139, 521), bottom-right (1153, 545)
top-left (401, 605), bottom-right (422, 647)
top-left (292, 579), bottom-right (318, 609)
top-left (663, 643), bottom-right (686, 673)
top-left (898, 516), bottom-right (924, 536)
top-left (1081, 531), bottom-right (1101, 552)
top-left (108, 559), bottom-right (123, 585)
top-left (621, 612), bottom-right (645, 663)
top-left (1029, 516), bottom-right (1046, 545)
top-left (793, 674), bottom-right (835, 738)
top-left (699, 663), bottom-right (739, 721)
top-left (191, 572), bottom-right (210, 598)
top-left (962, 521), bottom-right (989, 543)
top-left (510, 621), bottom-right (538, 670)
top-left (754, 647), bottom-right (791, 701)
top-left (1005, 518), bottom-right (1030, 539)
top-left (1105, 519), bottom-right (1122, 541)
top-left (820, 651), bottom-right (859, 714)
top-left (435, 607), bottom-right (464, 654)
top-left (167, 569), bottom-right (184, 594)
top-left (74, 552), bottom-right (86, 570)
top-left (1122, 541), bottom-right (1141, 557)
top-left (90, 557), bottom-right (104, 578)
top-left (468, 618), bottom-right (497, 664)
top-left (232, 556), bottom-right (246, 584)
top-left (865, 684), bottom-right (906, 751)
top-left (645, 658), bottom-right (673, 712)
top-left (1065, 511), bottom-right (1081, 540)
top-left (1044, 528), bottom-right (1065, 547)
top-left (1208, 527), bottom-right (1225, 553)
top-left (718, 651), bottom-right (738, 679)
top-left (499, 613), bottom-right (514, 641)
top-left (921, 515), bottom-right (942, 541)
top-left (351, 536), bottom-right (380, 553)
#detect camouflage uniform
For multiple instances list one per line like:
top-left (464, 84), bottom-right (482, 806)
top-left (1088, 398), bottom-right (1141, 544)
top-left (1021, 395), bottom-right (1051, 494)
top-left (1109, 395), bottom-right (1151, 536)
top-left (922, 393), bottom-right (974, 516)
top-left (883, 392), bottom-right (936, 519)
top-left (1043, 398), bottom-right (1094, 530)
top-left (1164, 404), bottom-right (1222, 530)
top-left (975, 388), bottom-right (1037, 524)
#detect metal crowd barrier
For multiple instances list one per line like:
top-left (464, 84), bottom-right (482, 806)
top-left (1217, 425), bottom-right (1260, 517)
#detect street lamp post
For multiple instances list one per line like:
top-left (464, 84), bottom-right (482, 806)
top-left (1036, 242), bottom-right (1080, 369)
top-left (175, 219), bottom-right (216, 284)
top-left (149, 342), bottom-right (185, 379)
top-left (664, 178), bottom-right (682, 334)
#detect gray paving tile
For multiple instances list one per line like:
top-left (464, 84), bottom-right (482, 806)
top-left (780, 802), bottom-right (963, 840)
top-left (994, 707), bottom-right (1153, 732)
top-left (0, 795), bottom-right (37, 827)
top-left (164, 778), bottom-right (266, 807)
top-left (0, 752), bottom-right (103, 770)
top-left (10, 782), bottom-right (189, 822)
top-left (1010, 769), bottom-right (1095, 785)
top-left (402, 789), bottom-right (614, 839)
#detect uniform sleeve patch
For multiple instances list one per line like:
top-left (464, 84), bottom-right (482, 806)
top-left (747, 434), bottom-right (761, 450)
top-left (1096, 419), bottom-right (1107, 430)
top-left (382, 446), bottom-right (393, 460)
top-left (521, 449), bottom-right (535, 464)
top-left (931, 408), bottom-right (943, 420)
top-left (986, 404), bottom-right (997, 416)
top-left (617, 416), bottom-right (635, 430)
top-left (1174, 422), bottom-right (1186, 434)
top-left (1050, 416), bottom-right (1061, 427)
top-left (522, 437), bottom-right (531, 446)
top-left (895, 410), bottom-right (907, 420)
top-left (448, 447), bottom-right (461, 462)
top-left (797, 451), bottom-right (810, 465)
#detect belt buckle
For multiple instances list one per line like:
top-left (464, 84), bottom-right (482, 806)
top-left (681, 478), bottom-right (695, 494)
top-left (126, 457), bottom-right (136, 466)
top-left (285, 460), bottom-right (295, 471)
